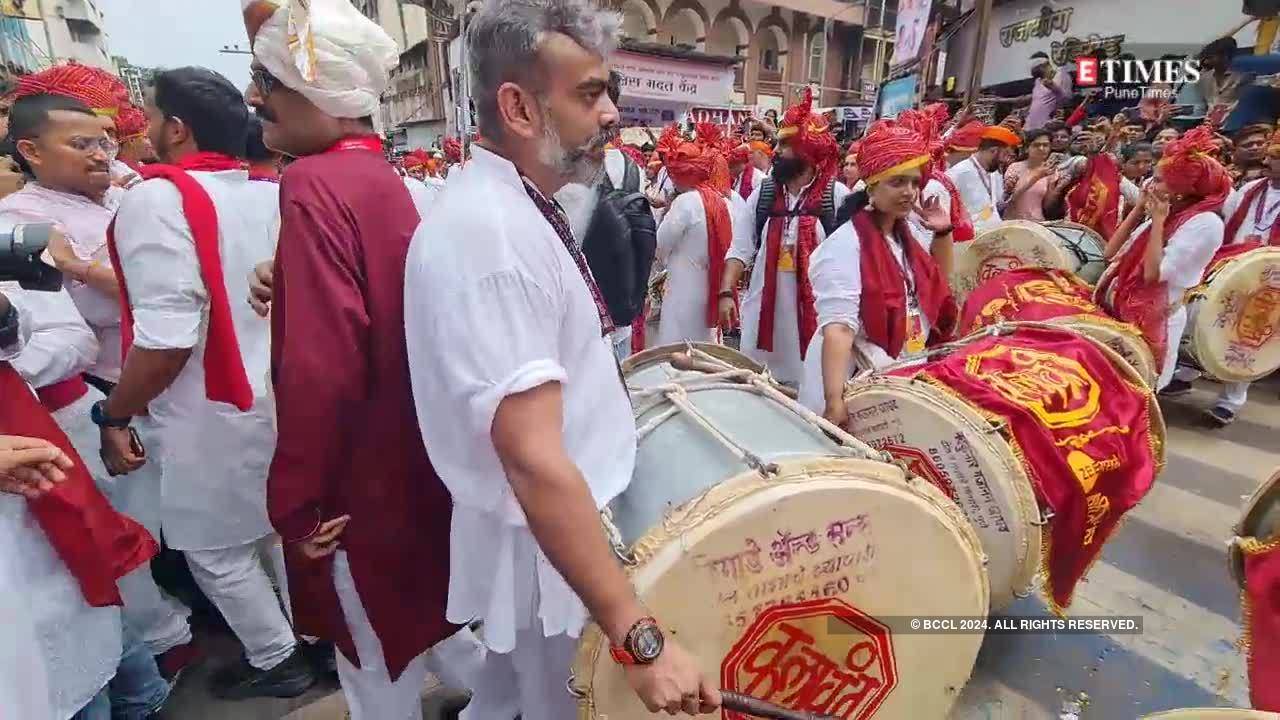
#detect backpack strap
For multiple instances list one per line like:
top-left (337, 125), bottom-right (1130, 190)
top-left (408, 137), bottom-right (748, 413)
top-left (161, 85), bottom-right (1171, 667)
top-left (622, 157), bottom-right (641, 193)
top-left (754, 177), bottom-right (777, 248)
top-left (820, 180), bottom-right (837, 235)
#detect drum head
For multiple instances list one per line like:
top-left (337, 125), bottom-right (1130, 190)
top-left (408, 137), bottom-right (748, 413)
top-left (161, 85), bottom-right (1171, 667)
top-left (952, 221), bottom-right (1074, 303)
top-left (1042, 220), bottom-right (1108, 285)
top-left (843, 375), bottom-right (1042, 610)
top-left (1229, 466), bottom-right (1280, 589)
top-left (1191, 247), bottom-right (1280, 383)
top-left (572, 458), bottom-right (988, 720)
top-left (1141, 710), bottom-right (1280, 719)
top-left (1049, 315), bottom-right (1159, 389)
top-left (623, 343), bottom-right (762, 389)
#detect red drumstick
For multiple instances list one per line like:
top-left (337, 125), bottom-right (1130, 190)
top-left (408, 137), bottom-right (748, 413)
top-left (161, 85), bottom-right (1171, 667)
top-left (720, 691), bottom-right (839, 720)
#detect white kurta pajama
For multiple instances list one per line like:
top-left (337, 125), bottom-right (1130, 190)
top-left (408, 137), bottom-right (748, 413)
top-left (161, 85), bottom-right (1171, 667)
top-left (732, 179), bottom-right (851, 385)
top-left (0, 184), bottom-right (192, 656)
top-left (112, 169), bottom-right (295, 672)
top-left (406, 146), bottom-right (637, 720)
top-left (653, 189), bottom-right (740, 346)
top-left (0, 291), bottom-right (121, 720)
top-left (798, 224), bottom-right (935, 412)
top-left (947, 157), bottom-right (1006, 235)
top-left (1107, 212), bottom-right (1224, 389)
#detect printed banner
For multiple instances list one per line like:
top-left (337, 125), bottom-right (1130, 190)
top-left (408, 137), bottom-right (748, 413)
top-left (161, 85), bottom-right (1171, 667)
top-left (614, 50), bottom-right (734, 106)
top-left (911, 325), bottom-right (1159, 611)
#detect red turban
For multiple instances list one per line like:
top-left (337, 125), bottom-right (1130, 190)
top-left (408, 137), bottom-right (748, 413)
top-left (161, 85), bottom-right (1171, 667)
top-left (402, 149), bottom-right (431, 171)
top-left (947, 121), bottom-right (987, 152)
top-left (857, 121), bottom-right (930, 186)
top-left (116, 104), bottom-right (148, 141)
top-left (1158, 125), bottom-right (1232, 204)
top-left (665, 142), bottom-right (717, 188)
top-left (442, 137), bottom-right (462, 163)
top-left (895, 107), bottom-right (945, 172)
top-left (618, 144), bottom-right (646, 168)
top-left (728, 143), bottom-right (751, 165)
top-left (16, 63), bottom-right (128, 116)
top-left (775, 88), bottom-right (839, 174)
top-left (654, 123), bottom-right (683, 164)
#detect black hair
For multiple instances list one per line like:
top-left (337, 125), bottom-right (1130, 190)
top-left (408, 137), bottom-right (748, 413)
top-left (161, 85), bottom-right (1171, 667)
top-left (607, 70), bottom-right (622, 106)
top-left (245, 115), bottom-right (275, 163)
top-left (979, 138), bottom-right (1008, 151)
top-left (1121, 142), bottom-right (1154, 161)
top-left (151, 66), bottom-right (249, 158)
top-left (5, 93), bottom-right (96, 175)
top-left (835, 189), bottom-right (869, 227)
top-left (1200, 36), bottom-right (1237, 60)
top-left (1030, 51), bottom-right (1049, 61)
top-left (1023, 128), bottom-right (1051, 146)
top-left (1043, 120), bottom-right (1068, 134)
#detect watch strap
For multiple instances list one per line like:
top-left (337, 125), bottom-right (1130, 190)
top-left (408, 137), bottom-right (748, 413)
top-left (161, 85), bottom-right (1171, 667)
top-left (91, 400), bottom-right (132, 429)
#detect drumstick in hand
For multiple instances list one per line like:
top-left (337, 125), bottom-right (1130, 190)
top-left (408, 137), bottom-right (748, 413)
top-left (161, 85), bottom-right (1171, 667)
top-left (721, 691), bottom-right (838, 720)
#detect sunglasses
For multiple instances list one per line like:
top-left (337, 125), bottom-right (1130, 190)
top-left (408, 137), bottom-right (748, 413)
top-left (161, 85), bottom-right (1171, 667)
top-left (252, 66), bottom-right (281, 97)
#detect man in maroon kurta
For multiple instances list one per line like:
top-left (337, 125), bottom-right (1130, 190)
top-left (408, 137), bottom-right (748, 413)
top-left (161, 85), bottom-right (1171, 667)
top-left (243, 1), bottom-right (480, 716)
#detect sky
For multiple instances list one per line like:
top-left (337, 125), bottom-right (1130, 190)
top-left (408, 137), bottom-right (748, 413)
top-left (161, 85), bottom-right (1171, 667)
top-left (101, 0), bottom-right (252, 91)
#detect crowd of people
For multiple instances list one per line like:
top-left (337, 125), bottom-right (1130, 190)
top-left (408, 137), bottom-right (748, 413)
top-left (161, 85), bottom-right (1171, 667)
top-left (0, 0), bottom-right (1275, 719)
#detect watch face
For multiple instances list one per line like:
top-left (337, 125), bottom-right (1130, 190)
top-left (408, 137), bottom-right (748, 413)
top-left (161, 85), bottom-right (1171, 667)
top-left (632, 624), bottom-right (664, 663)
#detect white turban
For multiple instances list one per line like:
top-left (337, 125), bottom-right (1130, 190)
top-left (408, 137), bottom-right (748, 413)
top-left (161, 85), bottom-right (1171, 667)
top-left (243, 0), bottom-right (400, 119)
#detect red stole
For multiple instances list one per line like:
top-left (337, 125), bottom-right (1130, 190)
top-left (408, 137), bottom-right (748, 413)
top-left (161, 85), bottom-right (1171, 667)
top-left (1066, 154), bottom-right (1122, 239)
top-left (736, 165), bottom-right (755, 201)
top-left (1223, 180), bottom-right (1280, 247)
top-left (851, 209), bottom-right (957, 357)
top-left (1242, 537), bottom-right (1280, 711)
top-left (0, 363), bottom-right (157, 606)
top-left (934, 171), bottom-right (975, 243)
top-left (106, 151), bottom-right (255, 412)
top-left (697, 186), bottom-right (733, 327)
top-left (757, 182), bottom-right (824, 358)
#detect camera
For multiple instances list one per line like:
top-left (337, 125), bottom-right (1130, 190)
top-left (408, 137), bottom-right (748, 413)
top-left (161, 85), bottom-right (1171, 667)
top-left (0, 223), bottom-right (62, 292)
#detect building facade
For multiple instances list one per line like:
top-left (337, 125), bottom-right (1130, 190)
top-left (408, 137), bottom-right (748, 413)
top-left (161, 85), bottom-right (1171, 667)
top-left (356, 0), bottom-right (454, 150)
top-left (113, 56), bottom-right (154, 105)
top-left (0, 0), bottom-right (113, 81)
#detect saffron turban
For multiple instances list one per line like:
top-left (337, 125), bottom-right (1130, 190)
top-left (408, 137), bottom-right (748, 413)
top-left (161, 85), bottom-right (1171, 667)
top-left (116, 104), bottom-right (148, 141)
top-left (665, 141), bottom-right (717, 188)
top-left (982, 125), bottom-right (1022, 147)
top-left (947, 121), bottom-right (987, 152)
top-left (748, 140), bottom-right (774, 158)
top-left (402, 149), bottom-right (431, 171)
top-left (775, 87), bottom-right (839, 171)
top-left (15, 63), bottom-right (128, 116)
top-left (858, 122), bottom-right (931, 186)
top-left (243, 0), bottom-right (399, 118)
top-left (1158, 124), bottom-right (1232, 202)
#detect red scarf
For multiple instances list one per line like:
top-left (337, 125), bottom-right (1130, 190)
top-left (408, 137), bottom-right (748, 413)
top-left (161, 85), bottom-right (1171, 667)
top-left (1223, 179), bottom-right (1280, 247)
top-left (1243, 538), bottom-right (1280, 711)
top-left (1066, 154), bottom-right (1122, 239)
top-left (757, 180), bottom-right (826, 357)
top-left (106, 151), bottom-right (255, 412)
top-left (851, 209), bottom-right (957, 356)
top-left (249, 166), bottom-right (280, 183)
top-left (736, 165), bottom-right (755, 201)
top-left (0, 364), bottom-right (157, 606)
top-left (697, 186), bottom-right (734, 327)
top-left (933, 171), bottom-right (975, 243)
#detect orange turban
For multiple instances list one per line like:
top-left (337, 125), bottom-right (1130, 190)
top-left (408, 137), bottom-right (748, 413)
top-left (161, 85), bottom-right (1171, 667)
top-left (1158, 125), bottom-right (1232, 203)
top-left (947, 121), bottom-right (987, 152)
top-left (15, 63), bottom-right (129, 116)
top-left (116, 104), bottom-right (148, 141)
top-left (748, 140), bottom-right (773, 158)
top-left (982, 125), bottom-right (1022, 147)
top-left (665, 142), bottom-right (717, 188)
top-left (775, 88), bottom-right (839, 172)
top-left (857, 121), bottom-right (930, 186)
top-left (402, 149), bottom-right (431, 171)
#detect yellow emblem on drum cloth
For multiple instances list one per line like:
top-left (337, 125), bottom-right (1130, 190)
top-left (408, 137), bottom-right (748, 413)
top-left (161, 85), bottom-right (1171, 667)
top-left (1012, 279), bottom-right (1099, 312)
top-left (1235, 285), bottom-right (1280, 350)
top-left (964, 346), bottom-right (1100, 429)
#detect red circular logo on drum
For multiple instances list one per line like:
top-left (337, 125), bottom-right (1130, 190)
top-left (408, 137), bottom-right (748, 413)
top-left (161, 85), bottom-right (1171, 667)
top-left (720, 598), bottom-right (897, 719)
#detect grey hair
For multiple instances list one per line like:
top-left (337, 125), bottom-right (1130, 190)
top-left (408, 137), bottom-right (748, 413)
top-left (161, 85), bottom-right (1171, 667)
top-left (467, 0), bottom-right (621, 138)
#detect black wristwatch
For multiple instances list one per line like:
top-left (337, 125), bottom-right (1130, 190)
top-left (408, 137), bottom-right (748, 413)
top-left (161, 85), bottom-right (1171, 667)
top-left (90, 400), bottom-right (132, 429)
top-left (0, 300), bottom-right (18, 350)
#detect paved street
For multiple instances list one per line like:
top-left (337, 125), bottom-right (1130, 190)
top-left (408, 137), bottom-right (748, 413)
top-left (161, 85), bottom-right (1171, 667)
top-left (165, 374), bottom-right (1279, 719)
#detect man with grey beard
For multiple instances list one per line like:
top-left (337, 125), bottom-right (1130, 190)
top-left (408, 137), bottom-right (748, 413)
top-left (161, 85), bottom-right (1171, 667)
top-left (404, 0), bottom-right (719, 717)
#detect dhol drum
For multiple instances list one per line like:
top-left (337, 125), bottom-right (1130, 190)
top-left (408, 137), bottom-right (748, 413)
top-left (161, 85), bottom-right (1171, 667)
top-left (1142, 711), bottom-right (1280, 719)
top-left (573, 343), bottom-right (989, 720)
top-left (842, 323), bottom-right (1164, 612)
top-left (1041, 220), bottom-right (1108, 284)
top-left (1229, 466), bottom-right (1280, 589)
top-left (951, 221), bottom-right (1081, 305)
top-left (960, 267), bottom-right (1158, 388)
top-left (1183, 247), bottom-right (1280, 384)
top-left (1228, 466), bottom-right (1280, 712)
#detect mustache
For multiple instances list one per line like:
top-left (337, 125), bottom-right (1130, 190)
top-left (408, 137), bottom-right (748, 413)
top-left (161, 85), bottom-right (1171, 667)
top-left (565, 127), bottom-right (617, 161)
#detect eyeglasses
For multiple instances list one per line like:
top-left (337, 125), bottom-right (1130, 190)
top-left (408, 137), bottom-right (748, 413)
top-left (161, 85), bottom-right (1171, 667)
top-left (252, 66), bottom-right (280, 97)
top-left (68, 136), bottom-right (119, 156)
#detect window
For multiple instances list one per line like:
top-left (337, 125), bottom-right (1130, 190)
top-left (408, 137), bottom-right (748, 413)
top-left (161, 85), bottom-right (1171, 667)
top-left (808, 32), bottom-right (825, 84)
top-left (762, 49), bottom-right (778, 72)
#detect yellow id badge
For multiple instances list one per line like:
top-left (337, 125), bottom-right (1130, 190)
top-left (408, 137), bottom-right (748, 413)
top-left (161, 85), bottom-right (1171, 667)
top-left (979, 206), bottom-right (994, 221)
top-left (777, 247), bottom-right (796, 272)
top-left (905, 312), bottom-right (927, 355)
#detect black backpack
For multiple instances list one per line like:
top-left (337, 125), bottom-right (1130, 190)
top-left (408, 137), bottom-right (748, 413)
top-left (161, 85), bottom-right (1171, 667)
top-left (581, 157), bottom-right (656, 327)
top-left (753, 177), bottom-right (839, 247)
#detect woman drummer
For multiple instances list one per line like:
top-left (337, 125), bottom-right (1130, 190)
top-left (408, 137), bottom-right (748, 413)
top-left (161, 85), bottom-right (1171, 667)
top-left (798, 121), bottom-right (959, 426)
top-left (1095, 124), bottom-right (1229, 391)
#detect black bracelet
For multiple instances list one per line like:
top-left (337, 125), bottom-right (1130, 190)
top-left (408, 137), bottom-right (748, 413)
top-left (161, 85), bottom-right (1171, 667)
top-left (717, 290), bottom-right (735, 299)
top-left (0, 301), bottom-right (18, 350)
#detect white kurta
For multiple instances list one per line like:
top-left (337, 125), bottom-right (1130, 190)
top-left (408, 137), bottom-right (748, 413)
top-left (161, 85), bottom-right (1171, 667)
top-left (1223, 178), bottom-right (1280, 245)
top-left (112, 169), bottom-right (280, 551)
top-left (0, 290), bottom-right (120, 720)
top-left (1108, 212), bottom-right (1224, 388)
top-left (730, 179), bottom-right (851, 385)
top-left (403, 175), bottom-right (441, 218)
top-left (654, 189), bottom-right (738, 346)
top-left (405, 146), bottom-right (636, 656)
top-left (798, 223), bottom-right (934, 412)
top-left (947, 157), bottom-right (1005, 234)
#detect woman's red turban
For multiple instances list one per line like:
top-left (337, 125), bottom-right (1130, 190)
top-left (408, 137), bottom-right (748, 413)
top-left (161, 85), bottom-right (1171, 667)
top-left (857, 121), bottom-right (930, 186)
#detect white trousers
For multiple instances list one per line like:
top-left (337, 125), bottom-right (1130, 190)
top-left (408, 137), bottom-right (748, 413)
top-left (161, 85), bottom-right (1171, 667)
top-left (460, 627), bottom-right (578, 720)
top-left (332, 551), bottom-right (488, 720)
top-left (1173, 365), bottom-right (1252, 413)
top-left (53, 391), bottom-right (192, 655)
top-left (185, 541), bottom-right (296, 670)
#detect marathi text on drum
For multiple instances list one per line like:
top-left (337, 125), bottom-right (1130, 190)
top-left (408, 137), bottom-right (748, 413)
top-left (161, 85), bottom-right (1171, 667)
top-left (850, 615), bottom-right (1144, 634)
